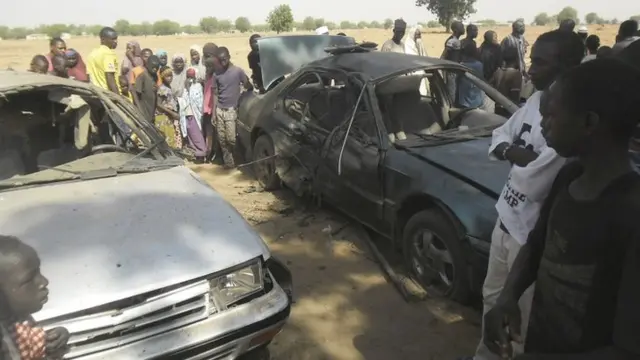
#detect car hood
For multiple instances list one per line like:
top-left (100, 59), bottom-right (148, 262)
top-left (403, 137), bottom-right (511, 197)
top-left (0, 166), bottom-right (270, 321)
top-left (258, 35), bottom-right (356, 90)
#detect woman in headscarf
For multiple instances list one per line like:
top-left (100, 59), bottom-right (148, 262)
top-left (404, 26), bottom-right (427, 57)
top-left (121, 40), bottom-right (143, 80)
top-left (156, 50), bottom-right (168, 67)
top-left (189, 45), bottom-right (206, 81)
top-left (179, 68), bottom-right (207, 162)
top-left (65, 48), bottom-right (88, 82)
top-left (156, 66), bottom-right (182, 149)
top-left (170, 53), bottom-right (187, 97)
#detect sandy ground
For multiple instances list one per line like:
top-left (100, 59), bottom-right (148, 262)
top-left (190, 163), bottom-right (482, 360)
top-left (0, 25), bottom-right (620, 71)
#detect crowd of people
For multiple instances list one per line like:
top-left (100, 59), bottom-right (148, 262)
top-left (7, 19), bottom-right (640, 360)
top-left (26, 27), bottom-right (262, 168)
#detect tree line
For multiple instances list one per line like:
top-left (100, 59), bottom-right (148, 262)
top-left (0, 3), bottom-right (637, 40)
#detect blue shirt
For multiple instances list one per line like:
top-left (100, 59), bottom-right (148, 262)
top-left (458, 60), bottom-right (484, 108)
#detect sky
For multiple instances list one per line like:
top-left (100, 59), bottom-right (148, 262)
top-left (1, 0), bottom-right (637, 28)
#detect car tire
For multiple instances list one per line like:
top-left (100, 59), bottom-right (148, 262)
top-left (252, 134), bottom-right (281, 191)
top-left (402, 209), bottom-right (470, 303)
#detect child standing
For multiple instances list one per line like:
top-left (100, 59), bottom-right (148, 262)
top-left (491, 46), bottom-right (524, 105)
top-left (0, 235), bottom-right (69, 360)
top-left (156, 66), bottom-right (182, 149)
top-left (180, 68), bottom-right (207, 163)
top-left (132, 55), bottom-right (160, 124)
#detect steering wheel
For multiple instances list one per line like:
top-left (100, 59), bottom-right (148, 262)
top-left (447, 107), bottom-right (477, 130)
top-left (89, 144), bottom-right (129, 155)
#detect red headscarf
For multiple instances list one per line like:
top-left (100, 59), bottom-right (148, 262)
top-left (65, 49), bottom-right (88, 82)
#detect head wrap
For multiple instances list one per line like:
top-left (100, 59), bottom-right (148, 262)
top-left (160, 67), bottom-right (173, 78)
top-left (156, 49), bottom-right (168, 57)
top-left (394, 19), bottom-right (407, 30)
top-left (189, 45), bottom-right (201, 54)
top-left (578, 26), bottom-right (588, 34)
top-left (172, 53), bottom-right (185, 62)
top-left (315, 26), bottom-right (329, 35)
top-left (186, 68), bottom-right (197, 78)
top-left (127, 40), bottom-right (142, 56)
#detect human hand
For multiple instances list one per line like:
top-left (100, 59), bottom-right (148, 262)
top-left (505, 146), bottom-right (538, 167)
top-left (45, 327), bottom-right (70, 356)
top-left (483, 300), bottom-right (523, 359)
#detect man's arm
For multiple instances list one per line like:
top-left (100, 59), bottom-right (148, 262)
top-left (240, 70), bottom-right (253, 91)
top-left (132, 74), bottom-right (144, 107)
top-left (489, 96), bottom-right (540, 166)
top-left (103, 53), bottom-right (120, 94)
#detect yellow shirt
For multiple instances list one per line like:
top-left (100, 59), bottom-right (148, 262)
top-left (86, 45), bottom-right (120, 91)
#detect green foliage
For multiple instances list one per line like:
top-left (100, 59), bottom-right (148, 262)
top-left (585, 12), bottom-right (601, 25)
top-left (314, 18), bottom-right (325, 29)
top-left (631, 15), bottom-right (640, 22)
top-left (611, 18), bottom-right (619, 25)
top-left (113, 19), bottom-right (130, 35)
top-left (152, 19), bottom-right (181, 35)
top-left (533, 12), bottom-right (551, 26)
top-left (340, 21), bottom-right (356, 29)
top-left (383, 19), bottom-right (393, 29)
top-left (326, 22), bottom-right (337, 30)
top-left (357, 21), bottom-right (369, 29)
top-left (218, 19), bottom-right (233, 32)
top-left (302, 16), bottom-right (316, 31)
top-left (426, 20), bottom-right (441, 28)
top-left (181, 25), bottom-right (200, 34)
top-left (415, 0), bottom-right (477, 30)
top-left (199, 17), bottom-right (219, 33)
top-left (253, 24), bottom-right (270, 32)
top-left (266, 4), bottom-right (294, 33)
top-left (369, 21), bottom-right (382, 28)
top-left (235, 17), bottom-right (251, 33)
top-left (556, 6), bottom-right (579, 25)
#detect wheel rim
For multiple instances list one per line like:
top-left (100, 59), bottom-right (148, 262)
top-left (409, 229), bottom-right (455, 294)
top-left (255, 144), bottom-right (275, 185)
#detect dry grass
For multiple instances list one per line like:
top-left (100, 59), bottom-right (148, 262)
top-left (0, 25), bottom-right (620, 72)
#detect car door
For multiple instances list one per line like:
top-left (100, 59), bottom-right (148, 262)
top-left (315, 78), bottom-right (387, 232)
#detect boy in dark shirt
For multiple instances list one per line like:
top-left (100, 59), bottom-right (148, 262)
top-left (213, 46), bottom-right (253, 168)
top-left (483, 58), bottom-right (640, 359)
top-left (132, 55), bottom-right (160, 123)
top-left (247, 34), bottom-right (264, 93)
top-left (0, 235), bottom-right (69, 359)
top-left (491, 46), bottom-right (524, 105)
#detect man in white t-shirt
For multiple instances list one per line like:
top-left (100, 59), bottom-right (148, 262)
top-left (462, 30), bottom-right (587, 360)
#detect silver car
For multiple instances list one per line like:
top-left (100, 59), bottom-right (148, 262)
top-left (0, 71), bottom-right (292, 359)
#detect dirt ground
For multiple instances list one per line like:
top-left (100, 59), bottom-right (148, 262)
top-left (0, 25), bottom-right (620, 71)
top-left (190, 163), bottom-right (482, 360)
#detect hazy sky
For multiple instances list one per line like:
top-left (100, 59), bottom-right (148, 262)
top-left (1, 0), bottom-right (636, 27)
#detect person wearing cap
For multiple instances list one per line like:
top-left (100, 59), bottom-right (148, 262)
top-left (315, 26), bottom-right (329, 35)
top-left (381, 19), bottom-right (407, 53)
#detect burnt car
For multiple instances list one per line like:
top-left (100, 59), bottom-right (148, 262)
top-left (237, 36), bottom-right (519, 303)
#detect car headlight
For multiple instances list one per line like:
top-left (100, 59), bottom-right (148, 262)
top-left (208, 260), bottom-right (264, 309)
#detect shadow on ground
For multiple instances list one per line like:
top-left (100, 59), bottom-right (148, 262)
top-left (191, 163), bottom-right (482, 360)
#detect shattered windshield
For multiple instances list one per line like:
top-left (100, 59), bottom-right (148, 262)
top-left (0, 85), bottom-right (177, 188)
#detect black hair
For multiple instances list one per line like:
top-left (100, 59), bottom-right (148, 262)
top-left (0, 235), bottom-right (26, 274)
top-left (141, 48), bottom-right (153, 54)
top-left (618, 40), bottom-right (640, 70)
top-left (249, 34), bottom-right (261, 42)
top-left (559, 19), bottom-right (576, 32)
top-left (52, 54), bottom-right (66, 67)
top-left (451, 21), bottom-right (464, 34)
top-left (202, 42), bottom-right (218, 55)
top-left (466, 24), bottom-right (478, 32)
top-left (99, 26), bottom-right (117, 38)
top-left (585, 34), bottom-right (600, 53)
top-left (337, 32), bottom-right (346, 36)
top-left (31, 54), bottom-right (48, 64)
top-left (556, 58), bottom-right (640, 141)
top-left (147, 55), bottom-right (160, 66)
top-left (215, 46), bottom-right (230, 58)
top-left (619, 20), bottom-right (639, 38)
top-left (597, 45), bottom-right (613, 59)
top-left (49, 37), bottom-right (64, 46)
top-left (535, 30), bottom-right (585, 68)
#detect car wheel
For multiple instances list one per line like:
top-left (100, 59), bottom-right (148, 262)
top-left (402, 209), bottom-right (470, 303)
top-left (252, 134), bottom-right (281, 190)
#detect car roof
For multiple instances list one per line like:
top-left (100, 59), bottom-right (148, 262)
top-left (0, 70), bottom-right (93, 92)
top-left (305, 51), bottom-right (462, 81)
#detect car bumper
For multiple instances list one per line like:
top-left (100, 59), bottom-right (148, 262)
top-left (75, 280), bottom-right (291, 360)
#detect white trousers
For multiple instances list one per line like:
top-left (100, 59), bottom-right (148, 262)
top-left (474, 220), bottom-right (535, 360)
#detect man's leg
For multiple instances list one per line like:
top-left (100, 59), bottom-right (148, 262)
top-left (223, 108), bottom-right (237, 167)
top-left (474, 220), bottom-right (510, 360)
top-left (215, 108), bottom-right (233, 167)
top-left (505, 235), bottom-right (535, 357)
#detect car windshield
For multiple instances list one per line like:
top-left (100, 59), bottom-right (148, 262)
top-left (0, 84), bottom-right (179, 189)
top-left (375, 67), bottom-right (517, 144)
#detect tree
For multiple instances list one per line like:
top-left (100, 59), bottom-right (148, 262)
top-left (415, 0), bottom-right (477, 30)
top-left (370, 21), bottom-right (382, 28)
top-left (253, 24), bottom-right (270, 32)
top-left (383, 18), bottom-right (393, 29)
top-left (556, 6), bottom-right (579, 25)
top-left (302, 16), bottom-right (316, 31)
top-left (426, 20), bottom-right (440, 28)
top-left (113, 19), bottom-right (130, 35)
top-left (314, 18), bottom-right (325, 29)
top-left (611, 18), bottom-right (619, 25)
top-left (43, 24), bottom-right (70, 38)
top-left (199, 17), bottom-right (219, 33)
top-left (340, 21), bottom-right (355, 29)
top-left (326, 21), bottom-right (337, 30)
top-left (235, 17), bottom-right (251, 33)
top-left (533, 12), bottom-right (551, 26)
top-left (152, 20), bottom-right (180, 35)
top-left (631, 15), bottom-right (640, 22)
top-left (218, 19), bottom-right (233, 32)
top-left (357, 21), bottom-right (369, 29)
top-left (181, 25), bottom-right (200, 34)
top-left (585, 12), bottom-right (600, 24)
top-left (0, 26), bottom-right (9, 39)
top-left (266, 4), bottom-right (294, 33)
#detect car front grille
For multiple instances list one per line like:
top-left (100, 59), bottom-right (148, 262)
top-left (47, 280), bottom-right (213, 359)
